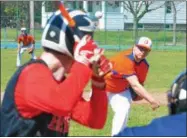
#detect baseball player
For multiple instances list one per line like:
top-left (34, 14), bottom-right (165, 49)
top-left (17, 27), bottom-right (37, 67)
top-left (116, 70), bottom-right (187, 136)
top-left (1, 10), bottom-right (111, 136)
top-left (104, 37), bottom-right (160, 136)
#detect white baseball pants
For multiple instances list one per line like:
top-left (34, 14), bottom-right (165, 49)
top-left (107, 89), bottom-right (132, 136)
top-left (16, 44), bottom-right (37, 67)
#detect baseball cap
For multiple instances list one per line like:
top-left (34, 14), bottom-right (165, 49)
top-left (21, 27), bottom-right (27, 31)
top-left (136, 37), bottom-right (152, 50)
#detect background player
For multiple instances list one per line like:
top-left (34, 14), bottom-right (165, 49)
top-left (17, 27), bottom-right (37, 67)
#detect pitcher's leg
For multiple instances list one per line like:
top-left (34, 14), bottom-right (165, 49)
top-left (108, 89), bottom-right (132, 136)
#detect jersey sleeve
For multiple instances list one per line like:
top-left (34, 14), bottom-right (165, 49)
top-left (16, 62), bottom-right (92, 117)
top-left (71, 85), bottom-right (108, 129)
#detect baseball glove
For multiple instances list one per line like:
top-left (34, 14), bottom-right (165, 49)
top-left (28, 47), bottom-right (34, 54)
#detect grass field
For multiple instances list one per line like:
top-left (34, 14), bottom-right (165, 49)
top-left (1, 48), bottom-right (186, 136)
top-left (1, 28), bottom-right (186, 47)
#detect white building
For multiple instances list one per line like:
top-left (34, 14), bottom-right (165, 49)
top-left (41, 1), bottom-right (186, 30)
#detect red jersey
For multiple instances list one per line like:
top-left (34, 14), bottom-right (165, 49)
top-left (18, 34), bottom-right (35, 46)
top-left (15, 61), bottom-right (107, 129)
top-left (104, 48), bottom-right (149, 93)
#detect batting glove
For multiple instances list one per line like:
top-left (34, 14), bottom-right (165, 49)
top-left (91, 56), bottom-right (112, 89)
top-left (74, 35), bottom-right (104, 67)
top-left (96, 55), bottom-right (112, 76)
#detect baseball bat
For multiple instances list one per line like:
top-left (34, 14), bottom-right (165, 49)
top-left (56, 1), bottom-right (85, 39)
top-left (58, 1), bottom-right (76, 27)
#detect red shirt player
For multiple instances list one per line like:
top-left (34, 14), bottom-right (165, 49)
top-left (1, 10), bottom-right (111, 136)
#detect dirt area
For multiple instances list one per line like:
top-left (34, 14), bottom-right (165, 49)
top-left (1, 92), bottom-right (167, 105)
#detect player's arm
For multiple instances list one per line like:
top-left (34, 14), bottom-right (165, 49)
top-left (126, 75), bottom-right (160, 110)
top-left (71, 83), bottom-right (108, 129)
top-left (71, 56), bottom-right (111, 129)
top-left (17, 62), bottom-right (92, 117)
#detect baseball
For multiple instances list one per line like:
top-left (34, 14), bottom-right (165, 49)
top-left (95, 11), bottom-right (103, 19)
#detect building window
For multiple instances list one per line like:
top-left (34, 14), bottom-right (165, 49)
top-left (73, 1), bottom-right (76, 9)
top-left (138, 24), bottom-right (144, 29)
top-left (166, 1), bottom-right (172, 13)
top-left (77, 1), bottom-right (83, 10)
top-left (115, 1), bottom-right (120, 7)
top-left (165, 24), bottom-right (171, 29)
top-left (45, 1), bottom-right (56, 12)
top-left (88, 1), bottom-right (93, 12)
top-left (106, 1), bottom-right (120, 12)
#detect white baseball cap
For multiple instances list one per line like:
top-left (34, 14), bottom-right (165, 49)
top-left (21, 27), bottom-right (27, 31)
top-left (136, 37), bottom-right (152, 50)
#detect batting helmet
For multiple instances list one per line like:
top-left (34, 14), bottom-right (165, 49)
top-left (68, 9), bottom-right (96, 38)
top-left (41, 10), bottom-right (75, 56)
top-left (41, 10), bottom-right (96, 57)
top-left (167, 70), bottom-right (187, 115)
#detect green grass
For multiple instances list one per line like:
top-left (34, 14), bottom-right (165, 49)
top-left (1, 49), bottom-right (185, 136)
top-left (69, 105), bottom-right (168, 136)
top-left (1, 28), bottom-right (186, 47)
top-left (1, 49), bottom-right (186, 92)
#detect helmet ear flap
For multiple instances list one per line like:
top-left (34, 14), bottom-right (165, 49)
top-left (41, 11), bottom-right (75, 57)
top-left (168, 71), bottom-right (187, 115)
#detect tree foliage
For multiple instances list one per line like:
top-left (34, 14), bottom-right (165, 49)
top-left (1, 1), bottom-right (43, 28)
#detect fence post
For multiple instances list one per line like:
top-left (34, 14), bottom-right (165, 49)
top-left (30, 1), bottom-right (34, 36)
top-left (164, 2), bottom-right (166, 46)
top-left (16, 1), bottom-right (19, 38)
top-left (103, 1), bottom-right (107, 45)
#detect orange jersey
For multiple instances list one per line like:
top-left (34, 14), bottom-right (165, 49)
top-left (104, 48), bottom-right (149, 93)
top-left (18, 35), bottom-right (35, 46)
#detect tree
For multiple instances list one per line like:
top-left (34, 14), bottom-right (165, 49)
top-left (122, 1), bottom-right (165, 40)
top-left (170, 1), bottom-right (185, 46)
top-left (1, 1), bottom-right (30, 29)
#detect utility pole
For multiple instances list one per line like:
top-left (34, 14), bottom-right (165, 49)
top-left (30, 1), bottom-right (34, 35)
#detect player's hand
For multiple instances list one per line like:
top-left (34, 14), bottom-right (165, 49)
top-left (74, 35), bottom-right (104, 67)
top-left (28, 47), bottom-right (34, 54)
top-left (91, 57), bottom-right (112, 89)
top-left (150, 99), bottom-right (160, 110)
